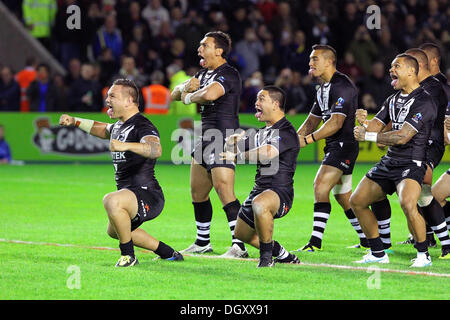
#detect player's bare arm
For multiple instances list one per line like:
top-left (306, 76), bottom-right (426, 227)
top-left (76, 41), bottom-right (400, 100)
top-left (59, 114), bottom-right (110, 139)
top-left (297, 114), bottom-right (321, 147)
top-left (181, 82), bottom-right (225, 105)
top-left (110, 135), bottom-right (162, 159)
top-left (171, 77), bottom-right (200, 101)
top-left (220, 144), bottom-right (279, 163)
top-left (354, 122), bottom-right (417, 146)
top-left (444, 117), bottom-right (450, 145)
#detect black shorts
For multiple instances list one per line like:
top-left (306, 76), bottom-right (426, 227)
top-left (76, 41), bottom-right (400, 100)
top-left (322, 142), bottom-right (359, 175)
top-left (191, 138), bottom-right (235, 172)
top-left (365, 156), bottom-right (427, 195)
top-left (238, 186), bottom-right (293, 229)
top-left (126, 186), bottom-right (165, 231)
top-left (426, 142), bottom-right (445, 170)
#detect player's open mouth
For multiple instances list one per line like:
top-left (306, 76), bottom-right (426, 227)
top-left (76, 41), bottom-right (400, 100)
top-left (255, 107), bottom-right (262, 119)
top-left (106, 104), bottom-right (113, 118)
top-left (308, 68), bottom-right (316, 76)
top-left (198, 54), bottom-right (206, 68)
top-left (390, 74), bottom-right (398, 87)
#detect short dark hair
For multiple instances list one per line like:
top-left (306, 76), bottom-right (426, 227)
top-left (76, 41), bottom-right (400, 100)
top-left (263, 85), bottom-right (286, 112)
top-left (112, 78), bottom-right (139, 105)
top-left (395, 53), bottom-right (419, 75)
top-left (312, 44), bottom-right (337, 66)
top-left (37, 63), bottom-right (50, 73)
top-left (205, 31), bottom-right (232, 59)
top-left (404, 48), bottom-right (429, 70)
top-left (419, 43), bottom-right (441, 63)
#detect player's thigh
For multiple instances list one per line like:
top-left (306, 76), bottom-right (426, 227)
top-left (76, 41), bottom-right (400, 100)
top-left (211, 166), bottom-right (236, 201)
top-left (190, 159), bottom-right (213, 198)
top-left (350, 176), bottom-right (386, 209)
top-left (432, 171), bottom-right (450, 204)
top-left (103, 189), bottom-right (138, 219)
top-left (396, 178), bottom-right (422, 213)
top-left (314, 164), bottom-right (344, 192)
top-left (251, 189), bottom-right (280, 218)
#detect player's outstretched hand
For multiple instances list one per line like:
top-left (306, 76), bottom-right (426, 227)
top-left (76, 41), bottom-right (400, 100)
top-left (59, 114), bottom-right (75, 126)
top-left (184, 77), bottom-right (200, 92)
top-left (354, 126), bottom-right (366, 142)
top-left (355, 109), bottom-right (368, 126)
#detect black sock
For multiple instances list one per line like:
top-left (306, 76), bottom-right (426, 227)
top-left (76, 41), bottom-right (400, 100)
top-left (344, 208), bottom-right (368, 247)
top-left (371, 198), bottom-right (392, 249)
top-left (414, 240), bottom-right (428, 254)
top-left (310, 202), bottom-right (331, 248)
top-left (368, 237), bottom-right (385, 258)
top-left (119, 240), bottom-right (134, 257)
top-left (154, 241), bottom-right (176, 259)
top-left (272, 240), bottom-right (288, 259)
top-left (193, 199), bottom-right (213, 247)
top-left (223, 199), bottom-right (245, 250)
top-left (422, 198), bottom-right (450, 249)
top-left (259, 241), bottom-right (273, 260)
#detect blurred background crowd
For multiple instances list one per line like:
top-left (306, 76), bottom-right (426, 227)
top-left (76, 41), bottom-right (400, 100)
top-left (0, 0), bottom-right (449, 115)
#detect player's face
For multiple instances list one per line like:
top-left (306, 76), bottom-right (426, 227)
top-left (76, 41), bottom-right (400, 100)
top-left (255, 90), bottom-right (275, 122)
top-left (389, 57), bottom-right (410, 90)
top-left (309, 50), bottom-right (326, 77)
top-left (105, 85), bottom-right (126, 119)
top-left (197, 37), bottom-right (218, 69)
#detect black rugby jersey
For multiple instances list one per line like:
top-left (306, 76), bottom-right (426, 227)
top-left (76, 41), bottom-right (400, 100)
top-left (245, 117), bottom-right (300, 190)
top-left (195, 63), bottom-right (241, 135)
top-left (420, 75), bottom-right (448, 147)
top-left (374, 87), bottom-right (436, 162)
top-left (107, 113), bottom-right (161, 190)
top-left (309, 71), bottom-right (358, 146)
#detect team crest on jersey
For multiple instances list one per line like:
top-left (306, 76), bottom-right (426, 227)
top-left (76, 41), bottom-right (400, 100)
top-left (217, 75), bottom-right (225, 82)
top-left (402, 168), bottom-right (410, 177)
top-left (335, 97), bottom-right (344, 108)
top-left (411, 113), bottom-right (423, 123)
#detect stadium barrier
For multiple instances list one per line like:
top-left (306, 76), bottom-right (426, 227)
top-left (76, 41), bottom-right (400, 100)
top-left (1, 112), bottom-right (448, 163)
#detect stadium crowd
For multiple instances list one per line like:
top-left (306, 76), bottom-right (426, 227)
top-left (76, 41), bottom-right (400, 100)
top-left (0, 0), bottom-right (449, 114)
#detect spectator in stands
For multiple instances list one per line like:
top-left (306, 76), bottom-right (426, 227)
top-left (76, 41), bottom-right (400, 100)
top-left (141, 70), bottom-right (170, 114)
top-left (64, 58), bottom-right (81, 87)
top-left (143, 48), bottom-right (164, 77)
top-left (310, 15), bottom-right (333, 46)
top-left (260, 40), bottom-right (279, 85)
top-left (92, 13), bottom-right (124, 63)
top-left (361, 61), bottom-right (394, 108)
top-left (98, 48), bottom-right (119, 87)
top-left (377, 29), bottom-right (399, 70)
top-left (240, 71), bottom-right (264, 114)
top-left (118, 1), bottom-right (151, 45)
top-left (0, 124), bottom-right (11, 164)
top-left (229, 5), bottom-right (251, 43)
top-left (286, 30), bottom-right (310, 76)
top-left (337, 51), bottom-right (365, 84)
top-left (348, 25), bottom-right (379, 75)
top-left (15, 56), bottom-right (37, 112)
top-left (333, 1), bottom-right (363, 59)
top-left (112, 55), bottom-right (147, 88)
top-left (361, 93), bottom-right (379, 114)
top-left (169, 6), bottom-right (184, 34)
top-left (0, 66), bottom-right (21, 111)
top-left (235, 27), bottom-right (264, 80)
top-left (142, 0), bottom-right (170, 37)
top-left (52, 0), bottom-right (82, 68)
top-left (68, 63), bottom-right (102, 112)
top-left (22, 0), bottom-right (57, 50)
top-left (27, 63), bottom-right (59, 112)
top-left (53, 74), bottom-right (68, 111)
top-left (166, 62), bottom-right (196, 115)
top-left (269, 1), bottom-right (297, 40)
top-left (285, 71), bottom-right (309, 115)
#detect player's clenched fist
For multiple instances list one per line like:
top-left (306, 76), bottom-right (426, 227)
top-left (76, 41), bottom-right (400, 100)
top-left (110, 139), bottom-right (127, 152)
top-left (184, 77), bottom-right (200, 92)
top-left (59, 114), bottom-right (75, 126)
top-left (354, 126), bottom-right (366, 142)
top-left (355, 109), bottom-right (368, 127)
top-left (224, 131), bottom-right (245, 153)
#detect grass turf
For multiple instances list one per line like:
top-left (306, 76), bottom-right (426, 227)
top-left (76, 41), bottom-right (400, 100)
top-left (0, 163), bottom-right (449, 300)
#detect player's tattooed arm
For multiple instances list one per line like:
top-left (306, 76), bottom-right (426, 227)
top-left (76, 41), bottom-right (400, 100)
top-left (370, 122), bottom-right (417, 146)
top-left (110, 135), bottom-right (162, 159)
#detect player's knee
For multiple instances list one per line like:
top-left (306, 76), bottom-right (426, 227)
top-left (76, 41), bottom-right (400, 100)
top-left (251, 199), bottom-right (266, 218)
top-left (313, 182), bottom-right (331, 201)
top-left (349, 192), bottom-right (364, 211)
top-left (106, 227), bottom-right (118, 239)
top-left (417, 184), bottom-right (433, 207)
top-left (399, 197), bottom-right (417, 215)
top-left (103, 193), bottom-right (120, 212)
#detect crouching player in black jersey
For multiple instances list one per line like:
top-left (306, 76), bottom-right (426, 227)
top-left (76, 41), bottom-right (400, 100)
top-left (59, 79), bottom-right (183, 267)
top-left (220, 86), bottom-right (300, 267)
top-left (351, 54), bottom-right (436, 267)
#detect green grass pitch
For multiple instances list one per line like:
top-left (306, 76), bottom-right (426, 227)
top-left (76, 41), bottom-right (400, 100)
top-left (0, 163), bottom-right (449, 300)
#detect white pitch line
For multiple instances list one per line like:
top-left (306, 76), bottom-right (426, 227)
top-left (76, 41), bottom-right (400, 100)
top-left (1, 238), bottom-right (449, 278)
